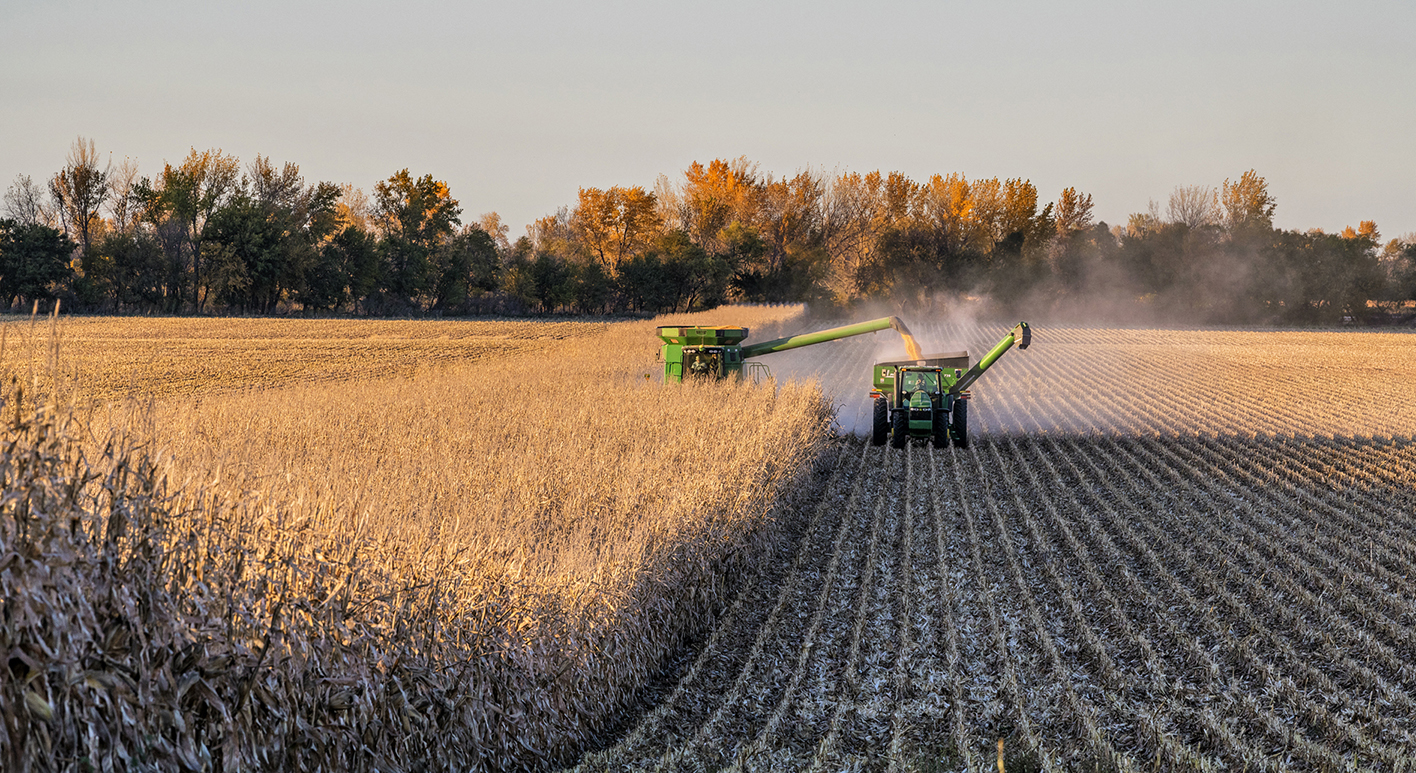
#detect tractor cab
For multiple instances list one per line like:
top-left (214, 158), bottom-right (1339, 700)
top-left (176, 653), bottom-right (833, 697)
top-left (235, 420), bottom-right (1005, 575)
top-left (899, 368), bottom-right (942, 397)
top-left (871, 352), bottom-right (970, 410)
top-left (870, 351), bottom-right (971, 449)
top-left (897, 367), bottom-right (948, 435)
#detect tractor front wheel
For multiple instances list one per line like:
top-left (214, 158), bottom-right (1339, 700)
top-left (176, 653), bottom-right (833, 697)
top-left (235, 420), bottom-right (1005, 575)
top-left (951, 399), bottom-right (969, 449)
top-left (890, 408), bottom-right (908, 449)
top-left (871, 398), bottom-right (889, 446)
top-left (932, 407), bottom-right (949, 447)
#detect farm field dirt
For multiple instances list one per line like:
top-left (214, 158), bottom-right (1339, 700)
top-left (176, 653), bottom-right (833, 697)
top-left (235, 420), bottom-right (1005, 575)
top-left (577, 322), bottom-right (1416, 772)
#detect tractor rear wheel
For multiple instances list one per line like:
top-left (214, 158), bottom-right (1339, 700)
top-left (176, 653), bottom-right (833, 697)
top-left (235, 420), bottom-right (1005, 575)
top-left (951, 399), bottom-right (969, 449)
top-left (890, 407), bottom-right (908, 449)
top-left (871, 398), bottom-right (889, 446)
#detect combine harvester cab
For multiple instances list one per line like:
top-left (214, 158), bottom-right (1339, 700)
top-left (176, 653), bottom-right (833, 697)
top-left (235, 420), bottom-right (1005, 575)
top-left (870, 322), bottom-right (1031, 449)
top-left (654, 325), bottom-right (752, 380)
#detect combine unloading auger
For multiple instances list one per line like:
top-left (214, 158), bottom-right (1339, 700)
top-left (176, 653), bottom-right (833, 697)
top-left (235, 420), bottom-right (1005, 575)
top-left (656, 316), bottom-right (922, 382)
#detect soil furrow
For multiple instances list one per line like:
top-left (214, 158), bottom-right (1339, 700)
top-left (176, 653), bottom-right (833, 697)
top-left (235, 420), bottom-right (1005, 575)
top-left (572, 324), bottom-right (1416, 772)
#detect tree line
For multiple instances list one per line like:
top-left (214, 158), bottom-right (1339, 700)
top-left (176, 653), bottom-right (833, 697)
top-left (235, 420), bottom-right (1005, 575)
top-left (4, 137), bottom-right (1414, 323)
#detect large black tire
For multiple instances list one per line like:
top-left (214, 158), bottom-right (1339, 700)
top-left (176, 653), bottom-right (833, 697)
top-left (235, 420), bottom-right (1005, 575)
top-left (890, 407), bottom-right (908, 449)
top-left (871, 398), bottom-right (889, 446)
top-left (932, 407), bottom-right (949, 447)
top-left (951, 398), bottom-right (969, 449)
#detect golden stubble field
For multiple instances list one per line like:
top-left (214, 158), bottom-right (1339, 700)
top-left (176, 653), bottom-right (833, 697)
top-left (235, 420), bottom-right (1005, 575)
top-left (9, 316), bottom-right (610, 399)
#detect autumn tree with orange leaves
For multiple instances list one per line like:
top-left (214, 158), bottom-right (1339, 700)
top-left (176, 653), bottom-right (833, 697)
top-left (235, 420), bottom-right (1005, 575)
top-left (373, 169), bottom-right (462, 305)
top-left (571, 186), bottom-right (661, 274)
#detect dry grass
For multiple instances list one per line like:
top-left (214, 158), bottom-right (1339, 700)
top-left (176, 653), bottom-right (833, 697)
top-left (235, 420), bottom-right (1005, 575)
top-left (0, 315), bottom-right (611, 400)
top-left (0, 304), bottom-right (838, 771)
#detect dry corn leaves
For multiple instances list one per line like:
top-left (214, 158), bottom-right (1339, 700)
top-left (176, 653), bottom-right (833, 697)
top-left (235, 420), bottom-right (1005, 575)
top-left (1, 306), bottom-right (842, 771)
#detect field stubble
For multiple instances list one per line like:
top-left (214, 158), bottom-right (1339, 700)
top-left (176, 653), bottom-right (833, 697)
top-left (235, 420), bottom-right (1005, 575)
top-left (0, 315), bottom-right (611, 400)
top-left (580, 321), bottom-right (1416, 772)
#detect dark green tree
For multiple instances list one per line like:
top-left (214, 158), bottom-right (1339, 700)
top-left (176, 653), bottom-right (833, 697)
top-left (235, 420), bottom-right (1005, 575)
top-left (0, 219), bottom-right (75, 308)
top-left (373, 170), bottom-right (461, 306)
top-left (307, 226), bottom-right (379, 312)
top-left (202, 163), bottom-right (341, 313)
top-left (99, 230), bottom-right (167, 311)
top-left (202, 194), bottom-right (275, 310)
top-left (504, 250), bottom-right (575, 313)
top-left (572, 260), bottom-right (612, 314)
top-left (616, 253), bottom-right (671, 312)
top-left (530, 252), bottom-right (576, 312)
top-left (432, 227), bottom-right (500, 312)
top-left (155, 149), bottom-right (241, 310)
top-left (647, 230), bottom-right (729, 312)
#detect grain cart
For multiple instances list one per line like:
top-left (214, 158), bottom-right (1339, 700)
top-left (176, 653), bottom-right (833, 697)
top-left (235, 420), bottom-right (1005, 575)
top-left (656, 316), bottom-right (923, 382)
top-left (870, 322), bottom-right (1031, 449)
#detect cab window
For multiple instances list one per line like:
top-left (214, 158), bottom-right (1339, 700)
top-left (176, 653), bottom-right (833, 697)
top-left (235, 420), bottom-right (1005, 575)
top-left (900, 370), bottom-right (940, 393)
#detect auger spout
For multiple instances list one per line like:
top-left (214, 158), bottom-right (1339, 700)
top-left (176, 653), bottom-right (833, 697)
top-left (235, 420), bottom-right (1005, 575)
top-left (948, 322), bottom-right (1030, 395)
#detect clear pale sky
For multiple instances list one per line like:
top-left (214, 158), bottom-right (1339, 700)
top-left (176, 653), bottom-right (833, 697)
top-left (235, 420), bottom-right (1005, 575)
top-left (3, 0), bottom-right (1413, 240)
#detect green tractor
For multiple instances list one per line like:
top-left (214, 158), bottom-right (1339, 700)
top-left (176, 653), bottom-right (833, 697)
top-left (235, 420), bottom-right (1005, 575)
top-left (870, 322), bottom-right (1030, 449)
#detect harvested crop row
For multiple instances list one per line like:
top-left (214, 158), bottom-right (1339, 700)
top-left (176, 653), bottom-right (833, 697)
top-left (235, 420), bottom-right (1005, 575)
top-left (586, 322), bottom-right (1416, 771)
top-left (593, 432), bottom-right (1416, 771)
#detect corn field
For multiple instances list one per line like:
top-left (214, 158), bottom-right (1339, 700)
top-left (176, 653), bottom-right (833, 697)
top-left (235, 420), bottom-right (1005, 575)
top-left (0, 307), bottom-right (839, 772)
top-left (578, 321), bottom-right (1416, 772)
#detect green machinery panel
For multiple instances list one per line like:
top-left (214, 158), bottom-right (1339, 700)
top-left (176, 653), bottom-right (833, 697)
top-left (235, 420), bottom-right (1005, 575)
top-left (657, 317), bottom-right (909, 382)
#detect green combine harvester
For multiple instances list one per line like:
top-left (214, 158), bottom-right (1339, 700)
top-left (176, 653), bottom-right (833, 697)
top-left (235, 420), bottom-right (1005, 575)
top-left (655, 317), bottom-right (1030, 448)
top-left (656, 316), bottom-right (919, 381)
